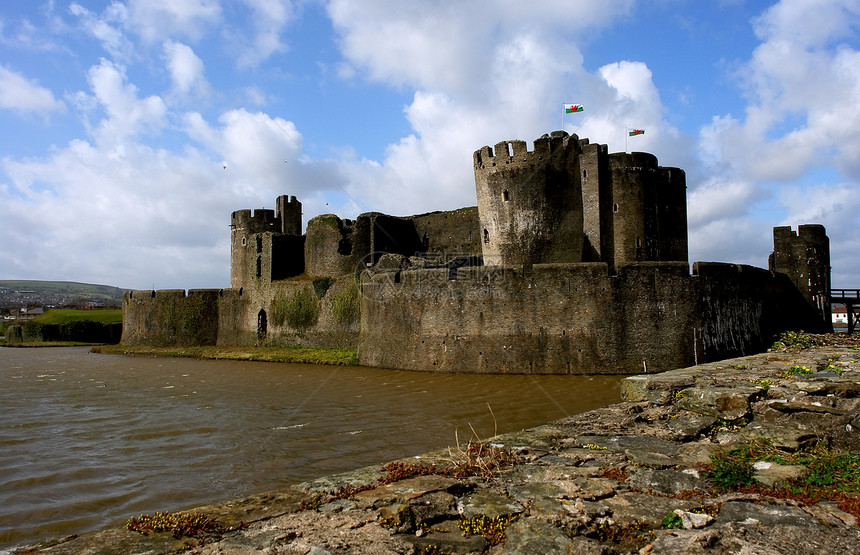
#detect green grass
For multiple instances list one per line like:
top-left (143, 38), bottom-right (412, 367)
top-left (93, 344), bottom-right (359, 365)
top-left (34, 309), bottom-right (123, 324)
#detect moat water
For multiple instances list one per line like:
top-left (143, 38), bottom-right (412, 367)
top-left (0, 347), bottom-right (623, 549)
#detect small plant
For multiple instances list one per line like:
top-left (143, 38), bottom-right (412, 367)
top-left (662, 512), bottom-right (684, 529)
top-left (769, 330), bottom-right (824, 351)
top-left (458, 513), bottom-right (518, 546)
top-left (817, 355), bottom-right (846, 375)
top-left (299, 495), bottom-right (324, 511)
top-left (126, 511), bottom-right (236, 539)
top-left (785, 363), bottom-right (812, 376)
top-left (708, 451), bottom-right (757, 491)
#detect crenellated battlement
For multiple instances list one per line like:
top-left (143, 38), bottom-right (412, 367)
top-left (231, 209), bottom-right (280, 235)
top-left (473, 131), bottom-right (575, 171)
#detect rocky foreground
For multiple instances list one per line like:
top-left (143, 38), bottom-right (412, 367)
top-left (13, 336), bottom-right (860, 554)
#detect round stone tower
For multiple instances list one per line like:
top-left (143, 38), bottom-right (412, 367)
top-left (473, 131), bottom-right (584, 267)
top-left (608, 152), bottom-right (687, 267)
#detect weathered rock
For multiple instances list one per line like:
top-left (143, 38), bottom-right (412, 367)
top-left (673, 508), bottom-right (714, 529)
top-left (501, 518), bottom-right (577, 554)
top-left (716, 501), bottom-right (826, 528)
top-left (599, 492), bottom-right (699, 528)
top-left (741, 420), bottom-right (817, 450)
top-left (667, 414), bottom-right (718, 440)
top-left (752, 461), bottom-right (809, 488)
top-left (628, 467), bottom-right (706, 495)
top-left (676, 386), bottom-right (761, 420)
top-left (457, 492), bottom-right (524, 520)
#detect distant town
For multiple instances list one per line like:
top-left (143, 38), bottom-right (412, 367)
top-left (0, 280), bottom-right (125, 320)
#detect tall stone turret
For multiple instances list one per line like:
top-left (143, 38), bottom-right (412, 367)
top-left (276, 195), bottom-right (302, 235)
top-left (230, 196), bottom-right (304, 289)
top-left (474, 131), bottom-right (584, 267)
top-left (607, 152), bottom-right (687, 268)
top-left (769, 224), bottom-right (831, 328)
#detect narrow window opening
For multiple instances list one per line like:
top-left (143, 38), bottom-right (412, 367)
top-left (636, 238), bottom-right (642, 248)
top-left (242, 236), bottom-right (247, 246)
top-left (483, 229), bottom-right (490, 243)
top-left (613, 203), bottom-right (619, 213)
top-left (256, 256), bottom-right (262, 278)
top-left (582, 169), bottom-right (588, 179)
top-left (256, 236), bottom-right (263, 253)
top-left (502, 190), bottom-right (510, 202)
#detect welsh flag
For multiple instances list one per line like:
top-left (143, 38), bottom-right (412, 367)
top-left (564, 104), bottom-right (584, 113)
top-left (629, 129), bottom-right (645, 136)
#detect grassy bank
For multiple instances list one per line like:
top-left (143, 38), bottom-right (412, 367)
top-left (34, 308), bottom-right (123, 324)
top-left (92, 344), bottom-right (359, 366)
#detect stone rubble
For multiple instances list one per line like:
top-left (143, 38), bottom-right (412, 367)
top-left (12, 345), bottom-right (860, 554)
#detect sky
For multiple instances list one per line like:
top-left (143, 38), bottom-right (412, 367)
top-left (1, 0), bottom-right (859, 290)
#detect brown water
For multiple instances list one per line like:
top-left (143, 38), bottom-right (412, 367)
top-left (0, 347), bottom-right (622, 549)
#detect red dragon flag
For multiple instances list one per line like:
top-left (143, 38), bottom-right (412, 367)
top-left (564, 104), bottom-right (584, 113)
top-left (628, 129), bottom-right (645, 136)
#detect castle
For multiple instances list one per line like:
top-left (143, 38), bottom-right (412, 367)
top-left (122, 131), bottom-right (832, 374)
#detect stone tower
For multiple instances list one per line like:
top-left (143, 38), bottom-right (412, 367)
top-left (230, 196), bottom-right (303, 289)
top-left (473, 131), bottom-right (584, 267)
top-left (607, 152), bottom-right (688, 268)
top-left (276, 194), bottom-right (302, 235)
top-left (769, 224), bottom-right (831, 327)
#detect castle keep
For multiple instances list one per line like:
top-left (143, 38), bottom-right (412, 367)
top-left (122, 131), bottom-right (832, 374)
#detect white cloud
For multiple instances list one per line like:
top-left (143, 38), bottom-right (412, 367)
top-left (0, 65), bottom-right (65, 116)
top-left (69, 2), bottom-right (135, 61)
top-left (163, 40), bottom-right (210, 99)
top-left (81, 59), bottom-right (167, 144)
top-left (233, 0), bottom-right (296, 68)
top-left (125, 0), bottom-right (221, 43)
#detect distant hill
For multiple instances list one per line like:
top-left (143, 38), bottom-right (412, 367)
top-left (0, 280), bottom-right (127, 310)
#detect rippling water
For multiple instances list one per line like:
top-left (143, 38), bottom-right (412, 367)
top-left (0, 347), bottom-right (622, 548)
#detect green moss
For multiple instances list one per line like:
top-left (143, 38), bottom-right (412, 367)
top-left (312, 277), bottom-right (336, 299)
top-left (331, 281), bottom-right (360, 325)
top-left (272, 287), bottom-right (320, 331)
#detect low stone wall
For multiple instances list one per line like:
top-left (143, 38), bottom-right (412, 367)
top-left (20, 342), bottom-right (860, 554)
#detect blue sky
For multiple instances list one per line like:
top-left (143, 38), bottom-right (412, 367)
top-left (1, 0), bottom-right (858, 290)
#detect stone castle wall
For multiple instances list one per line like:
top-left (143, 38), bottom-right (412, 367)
top-left (356, 260), bottom-right (828, 374)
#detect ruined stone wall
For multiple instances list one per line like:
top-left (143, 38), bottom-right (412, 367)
top-left (122, 276), bottom-right (361, 349)
top-left (122, 289), bottom-right (220, 346)
top-left (408, 207), bottom-right (481, 262)
top-left (305, 215), bottom-right (358, 277)
top-left (769, 224), bottom-right (832, 328)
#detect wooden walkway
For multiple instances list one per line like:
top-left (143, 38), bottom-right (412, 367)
top-left (831, 289), bottom-right (860, 334)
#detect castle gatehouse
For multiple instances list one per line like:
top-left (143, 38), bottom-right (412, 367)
top-left (122, 131), bottom-right (831, 374)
